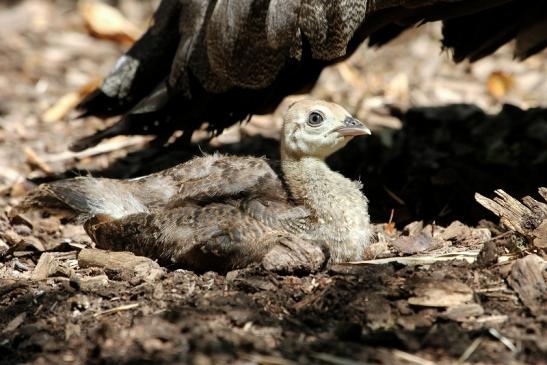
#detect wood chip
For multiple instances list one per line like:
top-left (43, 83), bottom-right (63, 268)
top-left (439, 221), bottom-right (491, 245)
top-left (409, 280), bottom-right (473, 308)
top-left (443, 303), bottom-right (484, 321)
top-left (507, 254), bottom-right (546, 316)
top-left (532, 221), bottom-right (547, 249)
top-left (392, 232), bottom-right (442, 254)
top-left (32, 253), bottom-right (58, 280)
top-left (475, 315), bottom-right (508, 324)
top-left (392, 350), bottom-right (435, 365)
top-left (403, 221), bottom-right (424, 236)
top-left (24, 147), bottom-right (53, 175)
top-left (22, 237), bottom-right (45, 252)
top-left (242, 353), bottom-right (298, 365)
top-left (71, 274), bottom-right (109, 291)
top-left (311, 352), bottom-right (369, 365)
top-left (78, 248), bottom-right (164, 282)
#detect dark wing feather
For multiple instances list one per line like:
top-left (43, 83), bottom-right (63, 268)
top-left (75, 0), bottom-right (547, 149)
top-left (77, 0), bottom-right (182, 118)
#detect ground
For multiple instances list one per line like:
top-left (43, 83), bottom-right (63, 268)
top-left (0, 1), bottom-right (546, 364)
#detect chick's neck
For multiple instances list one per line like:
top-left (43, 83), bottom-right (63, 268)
top-left (281, 151), bottom-right (351, 219)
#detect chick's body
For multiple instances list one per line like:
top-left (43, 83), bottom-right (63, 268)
top-left (20, 100), bottom-right (372, 272)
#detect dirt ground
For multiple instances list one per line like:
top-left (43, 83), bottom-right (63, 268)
top-left (1, 1), bottom-right (546, 364)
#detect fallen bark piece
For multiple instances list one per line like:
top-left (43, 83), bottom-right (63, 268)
top-left (443, 303), bottom-right (484, 322)
top-left (78, 248), bottom-right (164, 282)
top-left (32, 253), bottom-right (58, 280)
top-left (409, 280), bottom-right (474, 308)
top-left (475, 187), bottom-right (547, 249)
top-left (439, 221), bottom-right (491, 246)
top-left (507, 254), bottom-right (546, 316)
top-left (532, 221), bottom-right (547, 249)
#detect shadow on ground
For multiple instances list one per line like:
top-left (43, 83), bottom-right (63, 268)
top-left (37, 103), bottom-right (547, 226)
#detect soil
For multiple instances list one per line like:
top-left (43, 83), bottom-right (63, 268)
top-left (0, 1), bottom-right (546, 364)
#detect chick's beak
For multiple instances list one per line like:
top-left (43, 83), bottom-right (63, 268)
top-left (336, 116), bottom-right (371, 136)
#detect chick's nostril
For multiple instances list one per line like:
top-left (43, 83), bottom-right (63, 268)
top-left (343, 117), bottom-right (362, 126)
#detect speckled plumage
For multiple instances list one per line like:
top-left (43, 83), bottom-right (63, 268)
top-left (20, 100), bottom-right (373, 272)
top-left (74, 0), bottom-right (547, 151)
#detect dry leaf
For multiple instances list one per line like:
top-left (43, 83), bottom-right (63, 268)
top-left (487, 71), bottom-right (514, 99)
top-left (79, 0), bottom-right (142, 45)
top-left (443, 303), bottom-right (484, 321)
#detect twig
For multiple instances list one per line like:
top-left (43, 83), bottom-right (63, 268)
top-left (475, 315), bottom-right (508, 324)
top-left (43, 136), bottom-right (151, 163)
top-left (311, 352), bottom-right (372, 365)
top-left (389, 209), bottom-right (395, 224)
top-left (488, 328), bottom-right (517, 353)
top-left (458, 337), bottom-right (483, 363)
top-left (344, 250), bottom-right (481, 266)
top-left (241, 353), bottom-right (298, 365)
top-left (93, 303), bottom-right (139, 317)
top-left (392, 350), bottom-right (435, 365)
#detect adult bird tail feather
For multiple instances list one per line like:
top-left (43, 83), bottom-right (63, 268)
top-left (73, 0), bottom-right (547, 152)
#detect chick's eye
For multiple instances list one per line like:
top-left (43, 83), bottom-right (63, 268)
top-left (308, 112), bottom-right (324, 126)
